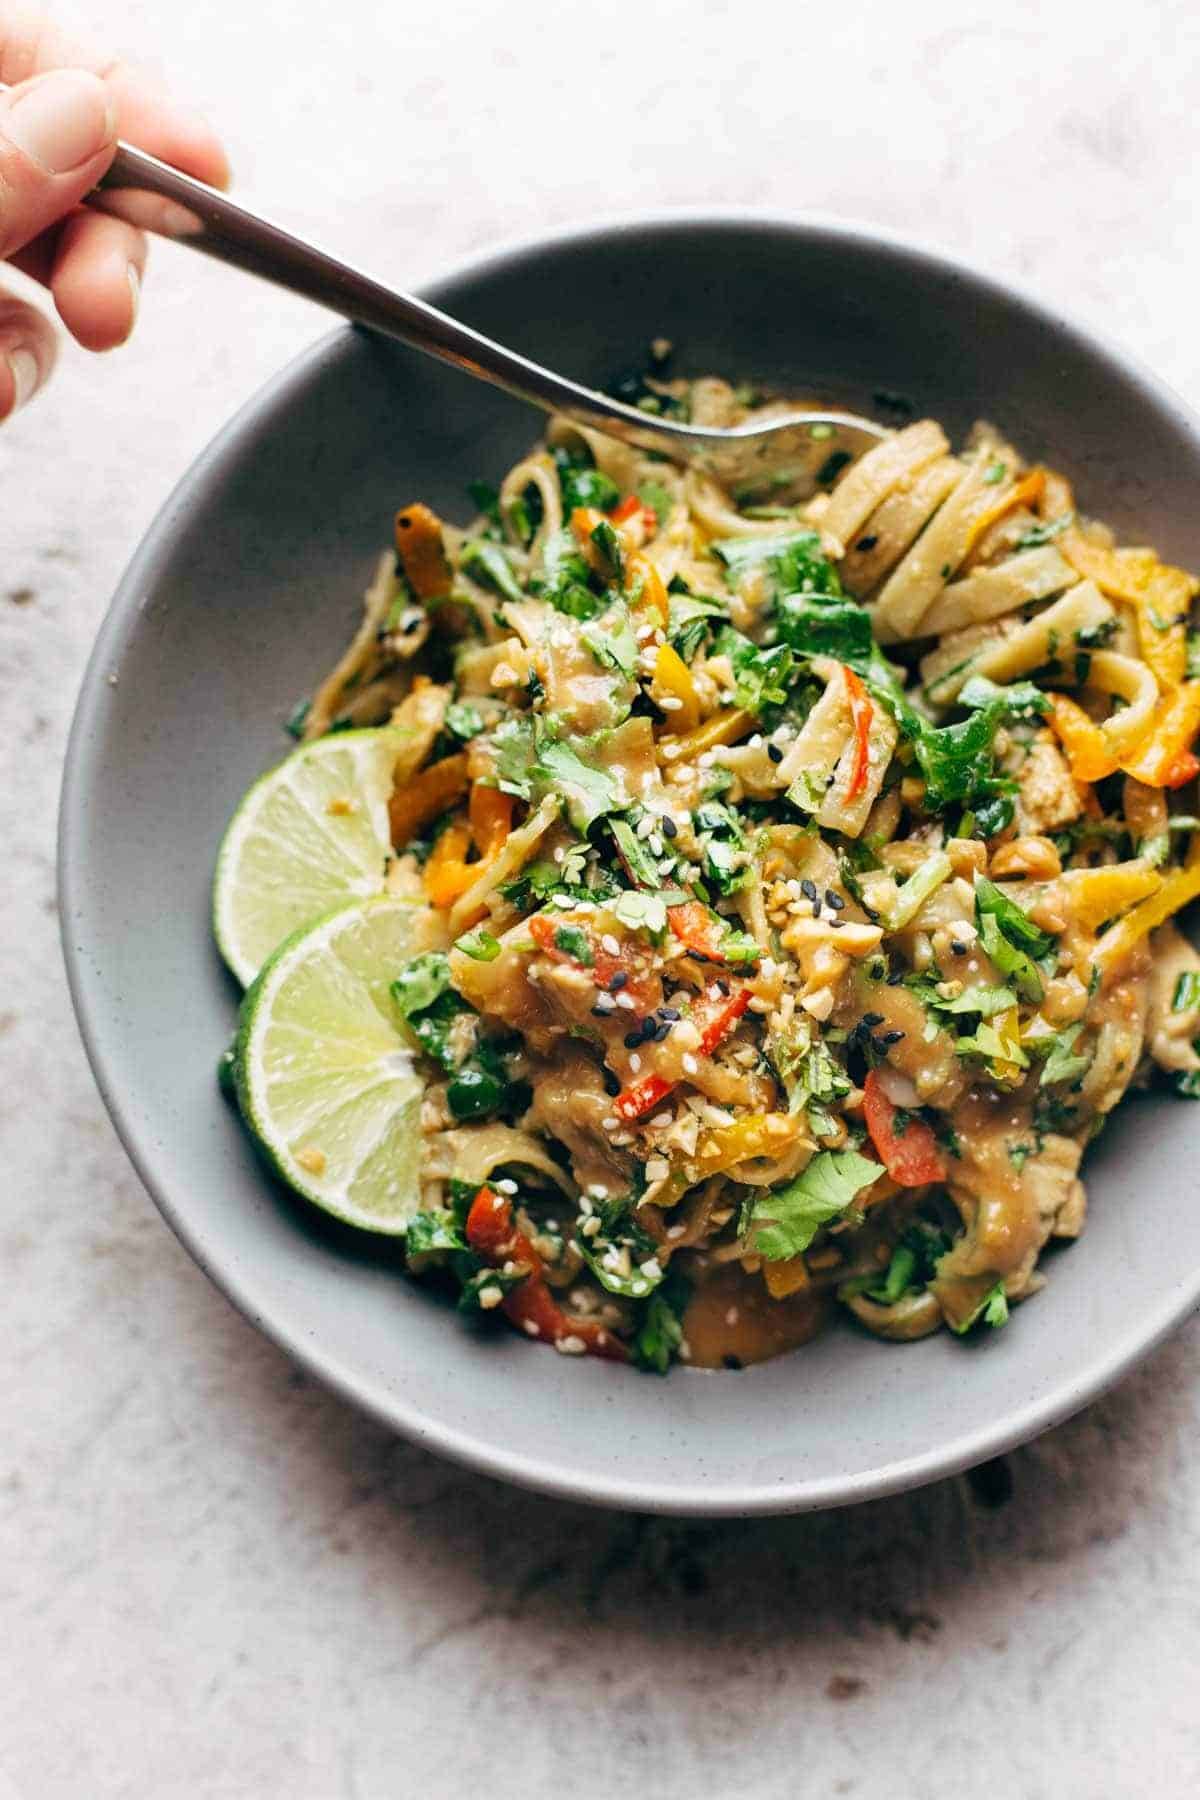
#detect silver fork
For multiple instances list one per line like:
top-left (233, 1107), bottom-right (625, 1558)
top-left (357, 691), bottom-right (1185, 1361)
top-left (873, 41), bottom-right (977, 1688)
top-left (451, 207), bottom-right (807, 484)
top-left (60, 116), bottom-right (891, 487)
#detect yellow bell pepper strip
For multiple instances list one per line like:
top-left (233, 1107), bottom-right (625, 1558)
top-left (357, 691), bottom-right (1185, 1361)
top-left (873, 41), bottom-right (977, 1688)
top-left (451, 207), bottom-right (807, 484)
top-left (394, 502), bottom-right (452, 600)
top-left (388, 752), bottom-right (468, 849)
top-left (650, 1112), bottom-right (803, 1210)
top-left (658, 707), bottom-right (755, 763)
top-left (423, 821), bottom-right (477, 908)
top-left (1094, 837), bottom-right (1200, 977)
top-left (965, 468), bottom-right (1047, 554)
top-left (650, 643), bottom-right (701, 731)
top-left (1062, 537), bottom-right (1197, 689)
top-left (1121, 682), bottom-right (1200, 788)
top-left (1058, 861), bottom-right (1162, 931)
top-left (627, 553), bottom-right (669, 627)
top-left (469, 783), bottom-right (514, 858)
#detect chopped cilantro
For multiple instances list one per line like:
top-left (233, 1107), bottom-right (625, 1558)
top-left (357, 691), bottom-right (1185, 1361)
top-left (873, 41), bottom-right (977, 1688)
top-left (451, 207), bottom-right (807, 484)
top-left (742, 1150), bottom-right (882, 1259)
top-left (630, 1268), bottom-right (691, 1374)
top-left (460, 539), bottom-right (524, 604)
top-left (455, 928), bottom-right (501, 962)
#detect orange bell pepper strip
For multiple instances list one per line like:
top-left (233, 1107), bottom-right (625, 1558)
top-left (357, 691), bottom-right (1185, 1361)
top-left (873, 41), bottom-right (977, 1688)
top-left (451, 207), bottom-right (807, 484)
top-left (465, 1187), bottom-right (627, 1360)
top-left (842, 665), bottom-right (874, 799)
top-left (1047, 693), bottom-right (1119, 783)
top-left (526, 913), bottom-right (659, 1009)
top-left (668, 900), bottom-right (735, 963)
top-left (965, 468), bottom-right (1047, 554)
top-left (394, 502), bottom-right (452, 600)
top-left (862, 1070), bottom-right (945, 1187)
top-left (388, 753), bottom-right (468, 848)
top-left (1062, 537), bottom-right (1196, 690)
top-left (422, 821), bottom-right (476, 907)
top-left (627, 553), bottom-right (670, 627)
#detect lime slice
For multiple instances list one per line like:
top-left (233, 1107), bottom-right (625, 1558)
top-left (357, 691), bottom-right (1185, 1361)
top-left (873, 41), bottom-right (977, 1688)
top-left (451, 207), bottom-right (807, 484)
top-left (214, 728), bottom-right (401, 986)
top-left (234, 896), bottom-right (425, 1232)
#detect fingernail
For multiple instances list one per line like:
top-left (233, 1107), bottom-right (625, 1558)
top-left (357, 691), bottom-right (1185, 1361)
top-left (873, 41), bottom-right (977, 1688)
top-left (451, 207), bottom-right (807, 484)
top-left (2, 69), bottom-right (116, 175)
top-left (5, 349), bottom-right (40, 414)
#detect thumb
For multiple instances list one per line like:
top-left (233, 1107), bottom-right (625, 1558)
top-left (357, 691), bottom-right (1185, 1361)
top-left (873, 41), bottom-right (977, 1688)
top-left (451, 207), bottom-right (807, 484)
top-left (0, 70), bottom-right (117, 261)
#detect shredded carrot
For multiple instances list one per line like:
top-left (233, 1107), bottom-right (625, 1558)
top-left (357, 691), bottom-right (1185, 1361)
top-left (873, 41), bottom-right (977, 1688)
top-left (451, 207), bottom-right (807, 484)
top-left (394, 502), bottom-right (452, 600)
top-left (388, 752), bottom-right (468, 848)
top-left (422, 821), bottom-right (476, 907)
top-left (965, 468), bottom-right (1046, 553)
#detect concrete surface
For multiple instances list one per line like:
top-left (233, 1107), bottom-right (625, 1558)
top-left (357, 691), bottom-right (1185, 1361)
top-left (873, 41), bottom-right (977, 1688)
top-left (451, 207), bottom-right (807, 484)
top-left (3, 0), bottom-right (1199, 1794)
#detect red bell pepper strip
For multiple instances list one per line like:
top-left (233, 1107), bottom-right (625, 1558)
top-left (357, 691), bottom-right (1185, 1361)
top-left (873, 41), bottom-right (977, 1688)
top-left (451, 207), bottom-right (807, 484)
top-left (527, 913), bottom-right (658, 1008)
top-left (667, 900), bottom-right (729, 962)
top-left (862, 1070), bottom-right (944, 1187)
top-left (611, 494), bottom-right (658, 534)
top-left (465, 1187), bottom-right (628, 1361)
top-left (843, 665), bottom-right (874, 800)
top-left (614, 987), bottom-right (750, 1121)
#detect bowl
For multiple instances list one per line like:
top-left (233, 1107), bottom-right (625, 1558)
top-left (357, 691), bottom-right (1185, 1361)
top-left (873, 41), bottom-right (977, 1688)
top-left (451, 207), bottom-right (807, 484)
top-left (60, 212), bottom-right (1200, 1515)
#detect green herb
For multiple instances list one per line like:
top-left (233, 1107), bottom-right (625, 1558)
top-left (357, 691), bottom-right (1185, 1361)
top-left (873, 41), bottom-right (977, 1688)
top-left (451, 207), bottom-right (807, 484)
top-left (611, 888), bottom-right (686, 937)
top-left (447, 1063), bottom-right (506, 1121)
top-left (582, 605), bottom-right (638, 678)
top-left (983, 460), bottom-right (1007, 485)
top-left (928, 982), bottom-right (1021, 1018)
top-left (552, 923), bottom-right (593, 965)
top-left (533, 529), bottom-right (602, 620)
top-left (1015, 514), bottom-right (1073, 549)
top-left (455, 928), bottom-right (501, 962)
top-left (1173, 971), bottom-right (1200, 1012)
top-left (713, 626), bottom-right (795, 713)
top-left (391, 953), bottom-right (471, 1072)
top-left (1173, 1070), bottom-right (1200, 1097)
top-left (1037, 1022), bottom-right (1090, 1088)
top-left (444, 699), bottom-right (486, 742)
top-left (460, 539), bottom-right (525, 604)
top-left (668, 591), bottom-right (728, 663)
top-left (714, 530), bottom-right (843, 601)
top-left (742, 1150), bottom-right (882, 1260)
top-left (977, 909), bottom-right (1045, 1002)
top-left (948, 1279), bottom-right (1010, 1334)
top-left (630, 1268), bottom-right (691, 1374)
top-left (458, 1265), bottom-right (528, 1312)
top-left (975, 875), bottom-right (1054, 958)
top-left (610, 817), bottom-right (662, 888)
top-left (466, 479), bottom-right (502, 527)
top-left (535, 737), bottom-right (622, 832)
top-left (577, 1198), bottom-right (663, 1299)
top-left (405, 1209), bottom-right (467, 1259)
top-left (637, 478), bottom-right (674, 524)
top-left (839, 1222), bottom-right (951, 1303)
top-left (554, 446), bottom-right (620, 515)
top-left (766, 1016), bottom-right (852, 1135)
top-left (589, 518), bottom-right (624, 584)
top-left (284, 697), bottom-right (311, 740)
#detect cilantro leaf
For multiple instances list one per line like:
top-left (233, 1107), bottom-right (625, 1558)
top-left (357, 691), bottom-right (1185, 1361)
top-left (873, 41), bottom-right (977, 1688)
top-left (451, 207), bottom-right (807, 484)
top-left (630, 1267), bottom-right (691, 1374)
top-left (668, 591), bottom-right (728, 663)
top-left (713, 625), bottom-right (795, 713)
top-left (533, 529), bottom-right (602, 621)
top-left (535, 737), bottom-right (621, 832)
top-left (391, 953), bottom-right (470, 1072)
top-left (714, 530), bottom-right (843, 600)
top-left (975, 875), bottom-right (1054, 958)
top-left (582, 605), bottom-right (638, 678)
top-left (405, 1209), bottom-right (467, 1259)
top-left (1036, 1022), bottom-right (1090, 1088)
top-left (948, 1279), bottom-right (1010, 1334)
top-left (444, 699), bottom-right (486, 742)
top-left (610, 817), bottom-right (662, 888)
top-left (554, 446), bottom-right (620, 515)
top-left (743, 1150), bottom-right (881, 1260)
top-left (460, 539), bottom-right (525, 604)
top-left (977, 909), bottom-right (1045, 1002)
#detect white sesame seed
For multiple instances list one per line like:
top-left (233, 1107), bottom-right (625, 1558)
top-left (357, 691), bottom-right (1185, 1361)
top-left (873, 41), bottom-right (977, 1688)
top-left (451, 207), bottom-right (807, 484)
top-left (478, 1286), bottom-right (504, 1310)
top-left (640, 1259), bottom-right (663, 1281)
top-left (601, 1116), bottom-right (619, 1132)
top-left (523, 1319), bottom-right (541, 1337)
top-left (748, 733), bottom-right (763, 748)
top-left (581, 1215), bottom-right (602, 1238)
top-left (725, 1306), bottom-right (740, 1325)
top-left (555, 1335), bottom-right (587, 1356)
top-left (748, 996), bottom-right (772, 1014)
top-left (667, 1224), bottom-right (686, 1240)
top-left (491, 662), bottom-right (519, 685)
top-left (601, 934), bottom-right (621, 956)
top-left (494, 1178), bottom-right (518, 1195)
top-left (698, 752), bottom-right (715, 768)
top-left (636, 814), bottom-right (655, 839)
top-left (682, 1052), bottom-right (699, 1075)
top-left (650, 1111), bottom-right (673, 1128)
top-left (630, 1052), bottom-right (642, 1072)
top-left (615, 992), bottom-right (636, 1011)
top-left (552, 846), bottom-right (566, 864)
top-left (649, 834), bottom-right (665, 856)
top-left (594, 993), bottom-right (616, 1014)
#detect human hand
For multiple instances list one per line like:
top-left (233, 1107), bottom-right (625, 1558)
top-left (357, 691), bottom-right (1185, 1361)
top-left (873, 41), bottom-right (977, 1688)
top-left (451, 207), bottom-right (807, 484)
top-left (1, 8), bottom-right (229, 421)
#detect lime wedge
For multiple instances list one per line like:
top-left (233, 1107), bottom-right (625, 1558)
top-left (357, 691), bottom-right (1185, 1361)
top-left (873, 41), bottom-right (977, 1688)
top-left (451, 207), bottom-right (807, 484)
top-left (234, 896), bottom-right (425, 1232)
top-left (214, 728), bottom-right (401, 986)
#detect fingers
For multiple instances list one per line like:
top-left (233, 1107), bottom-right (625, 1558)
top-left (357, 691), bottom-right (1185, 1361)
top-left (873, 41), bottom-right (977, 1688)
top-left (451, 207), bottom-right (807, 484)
top-left (51, 210), bottom-right (146, 351)
top-left (0, 69), bottom-right (117, 259)
top-left (0, 291), bottom-right (57, 421)
top-left (0, 9), bottom-right (231, 188)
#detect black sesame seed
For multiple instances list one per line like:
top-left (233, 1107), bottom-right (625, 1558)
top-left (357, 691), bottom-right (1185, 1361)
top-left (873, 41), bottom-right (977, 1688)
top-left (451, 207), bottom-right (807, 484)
top-left (716, 979), bottom-right (731, 996)
top-left (767, 743), bottom-right (783, 765)
top-left (723, 1354), bottom-right (744, 1371)
top-left (825, 889), bottom-right (845, 910)
top-left (602, 1068), bottom-right (620, 1096)
top-left (654, 1020), bottom-right (673, 1042)
top-left (862, 1012), bottom-right (884, 1028)
top-left (881, 1029), bottom-right (906, 1045)
top-left (886, 969), bottom-right (905, 986)
top-left (592, 1005), bottom-right (611, 1018)
top-left (856, 534), bottom-right (879, 551)
top-left (662, 816), bottom-right (678, 839)
top-left (608, 971), bottom-right (628, 992)
top-left (829, 918), bottom-right (846, 929)
top-left (659, 1006), bottom-right (681, 1021)
top-left (800, 879), bottom-right (818, 901)
top-left (951, 939), bottom-right (968, 956)
top-left (642, 1016), bottom-right (659, 1043)
top-left (623, 1031), bottom-right (643, 1049)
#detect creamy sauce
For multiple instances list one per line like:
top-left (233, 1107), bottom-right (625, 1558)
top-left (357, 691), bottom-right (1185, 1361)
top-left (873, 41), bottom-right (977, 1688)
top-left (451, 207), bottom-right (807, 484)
top-left (682, 1261), bottom-right (829, 1368)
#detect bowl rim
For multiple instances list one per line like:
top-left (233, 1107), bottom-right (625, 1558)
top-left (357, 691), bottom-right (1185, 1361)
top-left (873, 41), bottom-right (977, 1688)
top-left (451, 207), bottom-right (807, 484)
top-left (59, 206), bottom-right (1200, 1515)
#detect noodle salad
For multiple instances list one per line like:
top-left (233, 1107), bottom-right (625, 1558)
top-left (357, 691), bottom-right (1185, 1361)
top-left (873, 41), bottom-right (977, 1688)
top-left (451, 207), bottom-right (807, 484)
top-left (214, 372), bottom-right (1200, 1373)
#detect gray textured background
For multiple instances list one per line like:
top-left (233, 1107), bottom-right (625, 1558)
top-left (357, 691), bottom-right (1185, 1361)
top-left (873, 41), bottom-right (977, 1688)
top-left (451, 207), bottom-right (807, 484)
top-left (3, 1), bottom-right (1199, 1795)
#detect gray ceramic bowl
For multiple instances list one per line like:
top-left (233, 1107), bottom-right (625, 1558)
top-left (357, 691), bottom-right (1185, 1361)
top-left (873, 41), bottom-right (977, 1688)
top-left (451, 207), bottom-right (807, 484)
top-left (61, 213), bottom-right (1200, 1515)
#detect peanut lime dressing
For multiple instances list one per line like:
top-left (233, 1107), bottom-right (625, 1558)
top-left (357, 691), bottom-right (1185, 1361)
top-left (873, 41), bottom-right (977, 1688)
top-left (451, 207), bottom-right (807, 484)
top-left (681, 1260), bottom-right (829, 1368)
